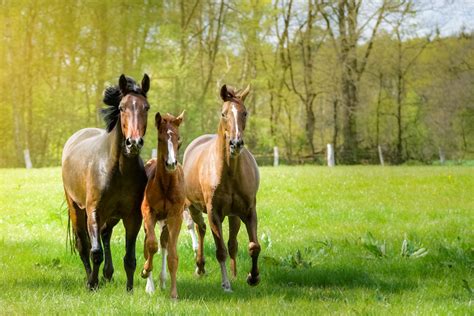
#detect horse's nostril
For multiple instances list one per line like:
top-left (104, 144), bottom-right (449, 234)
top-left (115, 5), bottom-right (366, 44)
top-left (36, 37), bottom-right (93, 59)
top-left (137, 138), bottom-right (144, 147)
top-left (125, 138), bottom-right (132, 147)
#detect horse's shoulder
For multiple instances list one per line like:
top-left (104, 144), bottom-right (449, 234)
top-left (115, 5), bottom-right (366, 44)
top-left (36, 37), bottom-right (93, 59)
top-left (144, 158), bottom-right (157, 180)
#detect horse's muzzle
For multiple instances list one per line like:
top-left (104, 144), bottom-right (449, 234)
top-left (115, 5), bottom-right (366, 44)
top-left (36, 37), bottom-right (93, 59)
top-left (165, 160), bottom-right (177, 172)
top-left (125, 137), bottom-right (144, 156)
top-left (230, 139), bottom-right (244, 156)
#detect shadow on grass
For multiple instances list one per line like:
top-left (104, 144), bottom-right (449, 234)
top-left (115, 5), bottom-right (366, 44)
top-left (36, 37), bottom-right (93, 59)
top-left (2, 237), bottom-right (470, 303)
top-left (176, 263), bottom-right (417, 302)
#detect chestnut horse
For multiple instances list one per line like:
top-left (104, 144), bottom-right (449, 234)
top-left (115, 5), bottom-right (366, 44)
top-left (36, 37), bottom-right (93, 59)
top-left (183, 84), bottom-right (260, 292)
top-left (141, 112), bottom-right (185, 299)
top-left (62, 74), bottom-right (150, 291)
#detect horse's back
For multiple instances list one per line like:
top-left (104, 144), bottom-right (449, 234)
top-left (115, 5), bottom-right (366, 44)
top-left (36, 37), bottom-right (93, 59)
top-left (62, 128), bottom-right (105, 163)
top-left (183, 134), bottom-right (216, 167)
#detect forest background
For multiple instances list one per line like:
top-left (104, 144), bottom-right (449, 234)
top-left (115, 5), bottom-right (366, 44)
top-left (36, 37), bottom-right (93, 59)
top-left (1, 0), bottom-right (473, 167)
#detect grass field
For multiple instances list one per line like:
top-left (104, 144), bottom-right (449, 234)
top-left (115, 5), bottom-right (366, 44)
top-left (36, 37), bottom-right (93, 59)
top-left (0, 166), bottom-right (473, 315)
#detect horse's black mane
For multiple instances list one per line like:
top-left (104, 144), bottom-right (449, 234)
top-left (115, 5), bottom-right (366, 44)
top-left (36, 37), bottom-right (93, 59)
top-left (101, 76), bottom-right (147, 133)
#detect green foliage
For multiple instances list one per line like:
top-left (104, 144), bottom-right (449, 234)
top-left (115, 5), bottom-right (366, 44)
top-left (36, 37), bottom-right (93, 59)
top-left (361, 232), bottom-right (386, 258)
top-left (400, 235), bottom-right (429, 259)
top-left (0, 2), bottom-right (473, 167)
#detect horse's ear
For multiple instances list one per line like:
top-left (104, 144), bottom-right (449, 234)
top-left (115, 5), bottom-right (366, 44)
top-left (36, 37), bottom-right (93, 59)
top-left (220, 84), bottom-right (234, 102)
top-left (119, 74), bottom-right (128, 95)
top-left (155, 112), bottom-right (162, 129)
top-left (238, 84), bottom-right (251, 102)
top-left (141, 74), bottom-right (150, 95)
top-left (175, 110), bottom-right (185, 126)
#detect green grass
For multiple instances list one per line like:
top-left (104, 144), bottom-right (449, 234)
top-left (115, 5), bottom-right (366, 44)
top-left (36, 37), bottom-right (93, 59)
top-left (0, 166), bottom-right (473, 314)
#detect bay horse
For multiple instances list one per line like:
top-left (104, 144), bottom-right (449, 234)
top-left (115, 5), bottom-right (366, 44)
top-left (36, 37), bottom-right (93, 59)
top-left (62, 74), bottom-right (150, 291)
top-left (183, 84), bottom-right (260, 292)
top-left (140, 112), bottom-right (185, 299)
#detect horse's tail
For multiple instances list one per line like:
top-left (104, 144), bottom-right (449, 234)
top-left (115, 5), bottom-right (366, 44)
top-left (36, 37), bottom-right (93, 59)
top-left (64, 199), bottom-right (76, 254)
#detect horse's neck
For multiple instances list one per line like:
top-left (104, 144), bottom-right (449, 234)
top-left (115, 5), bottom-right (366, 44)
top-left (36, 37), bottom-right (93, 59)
top-left (107, 120), bottom-right (138, 173)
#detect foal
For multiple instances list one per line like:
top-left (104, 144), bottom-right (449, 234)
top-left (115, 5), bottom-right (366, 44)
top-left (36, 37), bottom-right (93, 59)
top-left (183, 85), bottom-right (260, 292)
top-left (141, 112), bottom-right (185, 299)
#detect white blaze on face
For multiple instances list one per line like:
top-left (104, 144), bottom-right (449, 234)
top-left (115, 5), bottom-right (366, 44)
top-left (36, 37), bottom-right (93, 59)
top-left (231, 103), bottom-right (239, 140)
top-left (167, 129), bottom-right (176, 165)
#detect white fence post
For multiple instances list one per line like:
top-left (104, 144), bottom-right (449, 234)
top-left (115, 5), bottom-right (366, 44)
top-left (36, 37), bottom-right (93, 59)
top-left (273, 146), bottom-right (279, 167)
top-left (151, 148), bottom-right (157, 160)
top-left (327, 144), bottom-right (335, 167)
top-left (24, 149), bottom-right (32, 169)
top-left (438, 147), bottom-right (445, 165)
top-left (378, 145), bottom-right (385, 166)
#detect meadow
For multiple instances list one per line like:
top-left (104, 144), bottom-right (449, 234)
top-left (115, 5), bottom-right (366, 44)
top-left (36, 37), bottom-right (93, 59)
top-left (0, 166), bottom-right (472, 315)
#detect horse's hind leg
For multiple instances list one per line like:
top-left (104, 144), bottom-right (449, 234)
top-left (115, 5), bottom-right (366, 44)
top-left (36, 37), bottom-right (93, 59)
top-left (188, 205), bottom-right (206, 275)
top-left (101, 217), bottom-right (120, 281)
top-left (123, 211), bottom-right (142, 292)
top-left (66, 195), bottom-right (92, 281)
top-left (242, 207), bottom-right (261, 286)
top-left (183, 209), bottom-right (198, 256)
top-left (228, 216), bottom-right (241, 278)
top-left (166, 214), bottom-right (183, 299)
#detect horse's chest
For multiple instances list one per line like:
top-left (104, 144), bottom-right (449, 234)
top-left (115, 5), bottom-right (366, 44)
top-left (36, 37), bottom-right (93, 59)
top-left (212, 185), bottom-right (249, 216)
top-left (148, 185), bottom-right (184, 220)
top-left (101, 178), bottom-right (144, 214)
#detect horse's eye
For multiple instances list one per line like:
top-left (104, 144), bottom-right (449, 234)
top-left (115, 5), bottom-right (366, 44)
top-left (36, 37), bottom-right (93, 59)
top-left (119, 106), bottom-right (124, 112)
top-left (221, 112), bottom-right (226, 118)
top-left (243, 111), bottom-right (248, 118)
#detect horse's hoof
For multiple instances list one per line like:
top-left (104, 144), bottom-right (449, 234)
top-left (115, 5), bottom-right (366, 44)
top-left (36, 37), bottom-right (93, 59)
top-left (126, 286), bottom-right (134, 293)
top-left (141, 269), bottom-right (150, 279)
top-left (146, 279), bottom-right (155, 294)
top-left (194, 267), bottom-right (205, 277)
top-left (222, 283), bottom-right (233, 293)
top-left (246, 273), bottom-right (260, 286)
top-left (145, 285), bottom-right (155, 295)
top-left (87, 282), bottom-right (99, 291)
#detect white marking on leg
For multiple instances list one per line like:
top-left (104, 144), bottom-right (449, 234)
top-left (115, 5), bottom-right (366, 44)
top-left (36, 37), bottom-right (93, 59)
top-left (220, 261), bottom-right (232, 292)
top-left (189, 228), bottom-right (199, 254)
top-left (183, 210), bottom-right (199, 254)
top-left (231, 103), bottom-right (239, 140)
top-left (160, 248), bottom-right (168, 290)
top-left (146, 272), bottom-right (155, 294)
top-left (167, 129), bottom-right (176, 166)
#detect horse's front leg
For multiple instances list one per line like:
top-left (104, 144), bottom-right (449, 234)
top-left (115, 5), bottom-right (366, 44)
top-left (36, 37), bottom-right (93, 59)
top-left (101, 217), bottom-right (120, 281)
top-left (166, 214), bottom-right (183, 299)
top-left (208, 210), bottom-right (231, 292)
top-left (158, 221), bottom-right (169, 290)
top-left (228, 215), bottom-right (241, 278)
top-left (242, 207), bottom-right (261, 286)
top-left (141, 202), bottom-right (158, 294)
top-left (123, 210), bottom-right (142, 292)
top-left (86, 208), bottom-right (103, 290)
